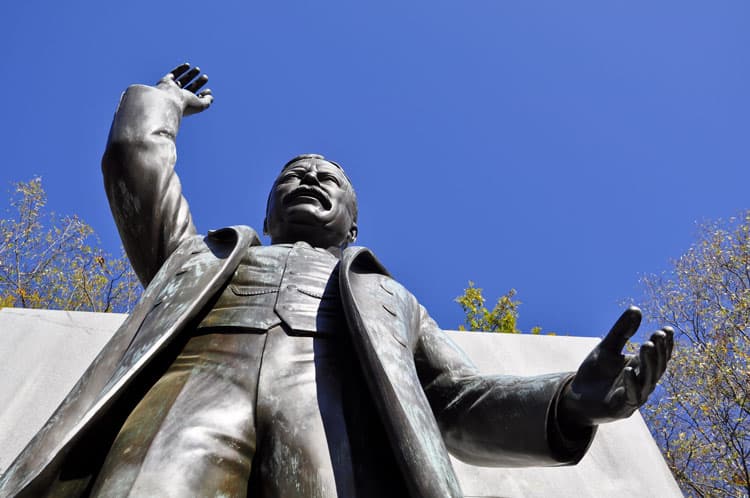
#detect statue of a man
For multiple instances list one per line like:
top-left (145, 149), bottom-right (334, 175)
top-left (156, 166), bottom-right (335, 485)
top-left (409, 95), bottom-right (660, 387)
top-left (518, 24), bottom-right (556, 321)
top-left (0, 64), bottom-right (673, 498)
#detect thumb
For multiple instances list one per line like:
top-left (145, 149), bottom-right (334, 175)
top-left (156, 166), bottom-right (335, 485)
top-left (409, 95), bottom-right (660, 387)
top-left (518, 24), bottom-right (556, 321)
top-left (599, 306), bottom-right (642, 354)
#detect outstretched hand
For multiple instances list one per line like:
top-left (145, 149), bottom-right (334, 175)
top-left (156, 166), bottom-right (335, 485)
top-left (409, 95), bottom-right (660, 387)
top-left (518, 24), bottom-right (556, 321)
top-left (559, 306), bottom-right (673, 429)
top-left (155, 63), bottom-right (213, 117)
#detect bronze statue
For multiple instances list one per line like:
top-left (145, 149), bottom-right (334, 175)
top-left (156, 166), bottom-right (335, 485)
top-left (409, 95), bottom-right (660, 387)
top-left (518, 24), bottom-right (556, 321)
top-left (0, 64), bottom-right (673, 498)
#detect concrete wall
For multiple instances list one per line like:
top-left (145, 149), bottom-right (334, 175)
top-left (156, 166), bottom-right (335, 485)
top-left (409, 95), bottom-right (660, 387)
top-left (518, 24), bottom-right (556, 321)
top-left (0, 308), bottom-right (682, 497)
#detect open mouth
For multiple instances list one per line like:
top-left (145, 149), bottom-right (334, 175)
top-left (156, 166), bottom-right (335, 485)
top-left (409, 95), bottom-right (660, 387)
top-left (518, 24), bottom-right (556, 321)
top-left (285, 187), bottom-right (332, 210)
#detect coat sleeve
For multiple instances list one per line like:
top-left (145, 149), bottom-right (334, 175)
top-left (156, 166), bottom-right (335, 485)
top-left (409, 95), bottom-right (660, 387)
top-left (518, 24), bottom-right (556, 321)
top-left (101, 85), bottom-right (197, 287)
top-left (414, 305), bottom-right (596, 467)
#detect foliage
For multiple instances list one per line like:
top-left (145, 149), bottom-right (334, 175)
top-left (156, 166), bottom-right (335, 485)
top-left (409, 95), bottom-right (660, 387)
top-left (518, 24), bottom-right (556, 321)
top-left (639, 211), bottom-right (750, 497)
top-left (0, 178), bottom-right (140, 312)
top-left (455, 281), bottom-right (550, 334)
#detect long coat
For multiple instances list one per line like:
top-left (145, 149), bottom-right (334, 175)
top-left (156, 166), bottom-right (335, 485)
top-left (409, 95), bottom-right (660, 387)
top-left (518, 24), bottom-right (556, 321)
top-left (0, 227), bottom-right (593, 498)
top-left (0, 84), bottom-right (594, 498)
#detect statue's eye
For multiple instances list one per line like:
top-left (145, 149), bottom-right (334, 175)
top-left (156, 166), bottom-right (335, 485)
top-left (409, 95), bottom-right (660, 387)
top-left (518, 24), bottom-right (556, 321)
top-left (320, 174), bottom-right (340, 186)
top-left (280, 172), bottom-right (301, 182)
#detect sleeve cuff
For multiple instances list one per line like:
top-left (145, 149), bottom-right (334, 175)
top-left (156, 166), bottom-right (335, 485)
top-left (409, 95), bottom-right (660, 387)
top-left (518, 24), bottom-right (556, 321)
top-left (547, 373), bottom-right (597, 464)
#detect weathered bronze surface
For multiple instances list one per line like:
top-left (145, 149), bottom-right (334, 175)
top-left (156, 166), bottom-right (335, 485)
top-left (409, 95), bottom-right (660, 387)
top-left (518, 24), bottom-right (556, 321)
top-left (0, 64), bottom-right (673, 498)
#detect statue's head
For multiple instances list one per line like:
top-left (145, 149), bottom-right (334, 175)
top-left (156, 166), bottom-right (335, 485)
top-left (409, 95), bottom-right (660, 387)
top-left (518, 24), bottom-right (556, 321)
top-left (264, 154), bottom-right (358, 250)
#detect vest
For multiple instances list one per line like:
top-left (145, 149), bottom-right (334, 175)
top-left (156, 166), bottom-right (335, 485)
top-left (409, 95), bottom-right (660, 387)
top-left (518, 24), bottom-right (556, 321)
top-left (197, 242), bottom-right (345, 335)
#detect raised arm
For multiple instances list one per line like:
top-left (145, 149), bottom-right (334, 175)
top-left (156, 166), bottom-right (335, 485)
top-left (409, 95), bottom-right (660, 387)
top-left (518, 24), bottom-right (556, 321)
top-left (101, 64), bottom-right (213, 286)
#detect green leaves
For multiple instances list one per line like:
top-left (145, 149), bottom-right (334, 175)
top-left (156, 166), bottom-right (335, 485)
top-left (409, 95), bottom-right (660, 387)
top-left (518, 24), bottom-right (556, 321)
top-left (455, 282), bottom-right (552, 334)
top-left (0, 178), bottom-right (140, 313)
top-left (639, 211), bottom-right (750, 497)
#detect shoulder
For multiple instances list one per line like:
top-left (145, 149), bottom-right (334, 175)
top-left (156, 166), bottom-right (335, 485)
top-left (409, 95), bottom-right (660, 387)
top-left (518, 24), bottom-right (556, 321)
top-left (203, 225), bottom-right (261, 251)
top-left (164, 226), bottom-right (261, 268)
top-left (341, 246), bottom-right (389, 275)
top-left (341, 246), bottom-right (418, 306)
top-left (206, 225), bottom-right (261, 244)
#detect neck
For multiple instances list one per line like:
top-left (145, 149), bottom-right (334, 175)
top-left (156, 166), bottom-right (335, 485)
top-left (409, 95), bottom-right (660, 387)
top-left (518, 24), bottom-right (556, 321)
top-left (270, 236), bottom-right (345, 259)
top-left (268, 223), bottom-right (348, 258)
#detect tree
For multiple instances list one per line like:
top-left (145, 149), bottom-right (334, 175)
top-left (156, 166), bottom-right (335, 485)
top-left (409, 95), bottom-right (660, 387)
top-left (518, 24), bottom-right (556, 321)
top-left (0, 178), bottom-right (140, 313)
top-left (455, 281), bottom-right (548, 334)
top-left (639, 211), bottom-right (750, 497)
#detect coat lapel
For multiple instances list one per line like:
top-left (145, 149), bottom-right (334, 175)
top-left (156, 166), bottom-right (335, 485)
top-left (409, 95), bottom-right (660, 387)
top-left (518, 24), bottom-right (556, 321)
top-left (340, 248), bottom-right (462, 498)
top-left (0, 226), bottom-right (258, 498)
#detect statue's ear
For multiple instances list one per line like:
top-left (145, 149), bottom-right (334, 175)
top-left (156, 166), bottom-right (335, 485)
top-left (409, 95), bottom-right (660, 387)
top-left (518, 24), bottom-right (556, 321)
top-left (347, 224), bottom-right (358, 244)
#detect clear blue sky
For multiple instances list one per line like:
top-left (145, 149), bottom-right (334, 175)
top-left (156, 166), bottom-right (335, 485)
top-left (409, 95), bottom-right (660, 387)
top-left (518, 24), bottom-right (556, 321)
top-left (2, 1), bottom-right (748, 336)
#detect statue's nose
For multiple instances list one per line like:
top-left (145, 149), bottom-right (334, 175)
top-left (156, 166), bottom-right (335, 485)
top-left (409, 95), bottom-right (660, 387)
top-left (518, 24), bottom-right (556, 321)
top-left (301, 171), bottom-right (320, 185)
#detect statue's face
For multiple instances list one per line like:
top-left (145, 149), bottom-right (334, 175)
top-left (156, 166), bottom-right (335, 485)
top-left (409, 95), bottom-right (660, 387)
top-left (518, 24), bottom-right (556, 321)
top-left (264, 157), bottom-right (358, 248)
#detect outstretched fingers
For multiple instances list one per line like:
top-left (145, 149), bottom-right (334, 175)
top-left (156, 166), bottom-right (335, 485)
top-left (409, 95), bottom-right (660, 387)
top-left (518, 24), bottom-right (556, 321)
top-left (600, 306), bottom-right (642, 354)
top-left (651, 329), bottom-right (671, 378)
top-left (159, 63), bottom-right (190, 85)
top-left (157, 64), bottom-right (214, 114)
top-left (169, 63), bottom-right (191, 80)
top-left (176, 67), bottom-right (201, 89)
top-left (637, 341), bottom-right (659, 401)
top-left (615, 326), bottom-right (673, 411)
top-left (161, 64), bottom-right (210, 94)
top-left (185, 74), bottom-right (209, 93)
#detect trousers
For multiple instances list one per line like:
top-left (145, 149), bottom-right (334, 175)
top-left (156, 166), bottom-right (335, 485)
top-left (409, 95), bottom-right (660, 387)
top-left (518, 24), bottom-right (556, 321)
top-left (88, 325), bottom-right (405, 498)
